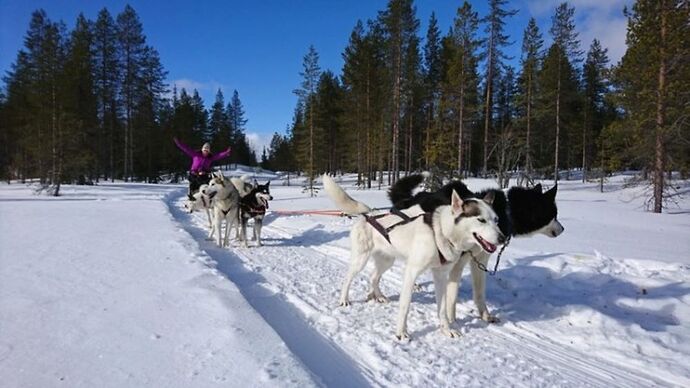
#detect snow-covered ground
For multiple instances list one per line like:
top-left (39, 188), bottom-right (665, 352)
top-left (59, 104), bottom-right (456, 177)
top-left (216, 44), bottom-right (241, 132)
top-left (1, 174), bottom-right (688, 387)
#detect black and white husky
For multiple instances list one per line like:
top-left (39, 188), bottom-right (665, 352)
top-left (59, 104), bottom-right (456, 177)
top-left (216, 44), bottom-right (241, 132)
top-left (323, 174), bottom-right (505, 340)
top-left (238, 181), bottom-right (273, 247)
top-left (389, 174), bottom-right (564, 323)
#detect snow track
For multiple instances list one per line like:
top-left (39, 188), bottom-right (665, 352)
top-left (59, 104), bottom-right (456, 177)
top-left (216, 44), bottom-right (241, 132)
top-left (168, 181), bottom-right (689, 387)
top-left (166, 190), bottom-right (372, 387)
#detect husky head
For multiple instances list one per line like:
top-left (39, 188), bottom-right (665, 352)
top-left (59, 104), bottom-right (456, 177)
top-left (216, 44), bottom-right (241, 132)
top-left (184, 184), bottom-right (211, 213)
top-left (508, 184), bottom-right (564, 238)
top-left (206, 171), bottom-right (231, 199)
top-left (444, 190), bottom-right (505, 254)
top-left (252, 181), bottom-right (273, 207)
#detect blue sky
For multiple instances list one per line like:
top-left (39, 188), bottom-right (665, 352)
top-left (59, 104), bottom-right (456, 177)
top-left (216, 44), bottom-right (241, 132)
top-left (0, 0), bottom-right (631, 153)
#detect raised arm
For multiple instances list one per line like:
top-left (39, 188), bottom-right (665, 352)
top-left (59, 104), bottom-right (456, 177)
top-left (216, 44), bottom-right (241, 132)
top-left (173, 137), bottom-right (196, 157)
top-left (212, 146), bottom-right (232, 162)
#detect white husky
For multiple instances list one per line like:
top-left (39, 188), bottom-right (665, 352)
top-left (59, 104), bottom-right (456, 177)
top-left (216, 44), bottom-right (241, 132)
top-left (322, 174), bottom-right (504, 340)
top-left (183, 183), bottom-right (214, 228)
top-left (206, 171), bottom-right (240, 247)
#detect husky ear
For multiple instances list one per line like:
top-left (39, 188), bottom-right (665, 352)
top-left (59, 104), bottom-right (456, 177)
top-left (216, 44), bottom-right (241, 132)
top-left (483, 191), bottom-right (495, 205)
top-left (533, 183), bottom-right (542, 192)
top-left (451, 190), bottom-right (464, 215)
top-left (545, 184), bottom-right (557, 201)
top-left (266, 180), bottom-right (270, 186)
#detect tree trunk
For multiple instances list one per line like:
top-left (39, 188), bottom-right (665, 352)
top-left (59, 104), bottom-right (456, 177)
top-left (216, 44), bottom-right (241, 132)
top-left (654, 1), bottom-right (667, 213)
top-left (555, 56), bottom-right (561, 183)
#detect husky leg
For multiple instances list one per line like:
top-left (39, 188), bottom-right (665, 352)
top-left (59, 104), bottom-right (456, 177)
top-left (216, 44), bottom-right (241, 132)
top-left (433, 267), bottom-right (459, 338)
top-left (339, 250), bottom-right (370, 307)
top-left (446, 257), bottom-right (468, 323)
top-left (396, 264), bottom-right (424, 341)
top-left (205, 208), bottom-right (213, 229)
top-left (224, 209), bottom-right (237, 248)
top-left (240, 215), bottom-right (249, 248)
top-left (366, 255), bottom-right (394, 303)
top-left (214, 214), bottom-right (223, 247)
top-left (253, 218), bottom-right (263, 246)
top-left (471, 252), bottom-right (498, 323)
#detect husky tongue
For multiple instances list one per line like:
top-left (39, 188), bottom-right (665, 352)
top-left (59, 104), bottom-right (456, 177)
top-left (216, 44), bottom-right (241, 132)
top-left (474, 233), bottom-right (497, 253)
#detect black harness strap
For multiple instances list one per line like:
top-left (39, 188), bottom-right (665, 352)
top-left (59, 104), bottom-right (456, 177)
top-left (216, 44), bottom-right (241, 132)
top-left (365, 211), bottom-right (423, 244)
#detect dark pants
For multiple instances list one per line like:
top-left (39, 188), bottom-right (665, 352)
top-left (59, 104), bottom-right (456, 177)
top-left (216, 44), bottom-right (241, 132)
top-left (188, 172), bottom-right (211, 199)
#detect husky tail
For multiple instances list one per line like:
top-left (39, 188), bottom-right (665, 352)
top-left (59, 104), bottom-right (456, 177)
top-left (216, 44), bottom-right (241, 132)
top-left (388, 172), bottom-right (429, 209)
top-left (322, 174), bottom-right (372, 215)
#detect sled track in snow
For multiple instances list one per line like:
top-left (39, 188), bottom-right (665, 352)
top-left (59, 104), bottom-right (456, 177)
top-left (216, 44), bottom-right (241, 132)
top-left (170, 191), bottom-right (676, 387)
top-left (259, 222), bottom-right (671, 387)
top-left (165, 190), bottom-right (373, 388)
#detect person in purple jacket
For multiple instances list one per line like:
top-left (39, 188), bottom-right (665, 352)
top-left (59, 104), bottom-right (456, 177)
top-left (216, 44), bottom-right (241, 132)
top-left (173, 137), bottom-right (231, 200)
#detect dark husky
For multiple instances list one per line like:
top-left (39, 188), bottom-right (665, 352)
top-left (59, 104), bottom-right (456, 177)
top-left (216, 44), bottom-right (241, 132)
top-left (389, 174), bottom-right (564, 238)
top-left (238, 181), bottom-right (273, 247)
top-left (388, 174), bottom-right (564, 323)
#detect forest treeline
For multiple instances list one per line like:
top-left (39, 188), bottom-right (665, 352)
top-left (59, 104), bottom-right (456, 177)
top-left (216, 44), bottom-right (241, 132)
top-left (262, 0), bottom-right (689, 212)
top-left (0, 5), bottom-right (256, 194)
top-left (1, 1), bottom-right (688, 212)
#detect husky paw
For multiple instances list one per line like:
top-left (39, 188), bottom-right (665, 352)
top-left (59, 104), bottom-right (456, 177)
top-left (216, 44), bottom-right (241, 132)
top-left (366, 292), bottom-right (389, 303)
top-left (412, 283), bottom-right (422, 292)
top-left (441, 327), bottom-right (461, 338)
top-left (395, 331), bottom-right (411, 342)
top-left (338, 300), bottom-right (351, 307)
top-left (481, 312), bottom-right (500, 323)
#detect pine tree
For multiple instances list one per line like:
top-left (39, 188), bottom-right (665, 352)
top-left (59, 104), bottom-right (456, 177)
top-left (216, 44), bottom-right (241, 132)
top-left (134, 45), bottom-right (167, 181)
top-left (226, 90), bottom-right (253, 166)
top-left (581, 39), bottom-right (609, 182)
top-left (448, 1), bottom-right (482, 176)
top-left (379, 0), bottom-right (419, 182)
top-left (316, 71), bottom-right (344, 174)
top-left (293, 45), bottom-right (321, 196)
top-left (209, 89), bottom-right (228, 148)
top-left (614, 0), bottom-right (689, 212)
top-left (422, 13), bottom-right (442, 170)
top-left (481, 0), bottom-right (517, 177)
top-left (517, 18), bottom-right (543, 176)
top-left (116, 5), bottom-right (146, 181)
top-left (93, 8), bottom-right (120, 181)
top-left (549, 2), bottom-right (583, 181)
top-left (61, 13), bottom-right (98, 184)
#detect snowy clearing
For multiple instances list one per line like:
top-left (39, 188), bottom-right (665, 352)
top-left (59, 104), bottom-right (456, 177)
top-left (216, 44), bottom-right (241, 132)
top-left (1, 174), bottom-right (689, 387)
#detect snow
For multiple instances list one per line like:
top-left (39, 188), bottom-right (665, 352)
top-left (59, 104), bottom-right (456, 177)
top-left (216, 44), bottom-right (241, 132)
top-left (1, 174), bottom-right (689, 387)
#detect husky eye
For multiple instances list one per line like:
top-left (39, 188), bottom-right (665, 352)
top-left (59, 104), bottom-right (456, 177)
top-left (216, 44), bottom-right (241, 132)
top-left (478, 218), bottom-right (486, 223)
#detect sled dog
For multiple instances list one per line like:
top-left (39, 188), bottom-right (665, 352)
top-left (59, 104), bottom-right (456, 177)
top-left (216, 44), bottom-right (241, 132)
top-left (206, 171), bottom-right (240, 247)
top-left (389, 174), bottom-right (564, 323)
top-left (183, 183), bottom-right (214, 228)
top-left (239, 181), bottom-right (273, 247)
top-left (323, 174), bottom-right (504, 340)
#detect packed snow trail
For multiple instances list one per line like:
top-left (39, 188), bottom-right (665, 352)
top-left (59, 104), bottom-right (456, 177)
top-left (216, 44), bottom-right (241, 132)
top-left (166, 189), bottom-right (372, 387)
top-left (174, 176), bottom-right (690, 387)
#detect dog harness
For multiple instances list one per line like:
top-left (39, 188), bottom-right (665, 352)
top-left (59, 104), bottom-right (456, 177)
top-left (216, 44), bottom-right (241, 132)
top-left (365, 209), bottom-right (449, 265)
top-left (240, 202), bottom-right (267, 216)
